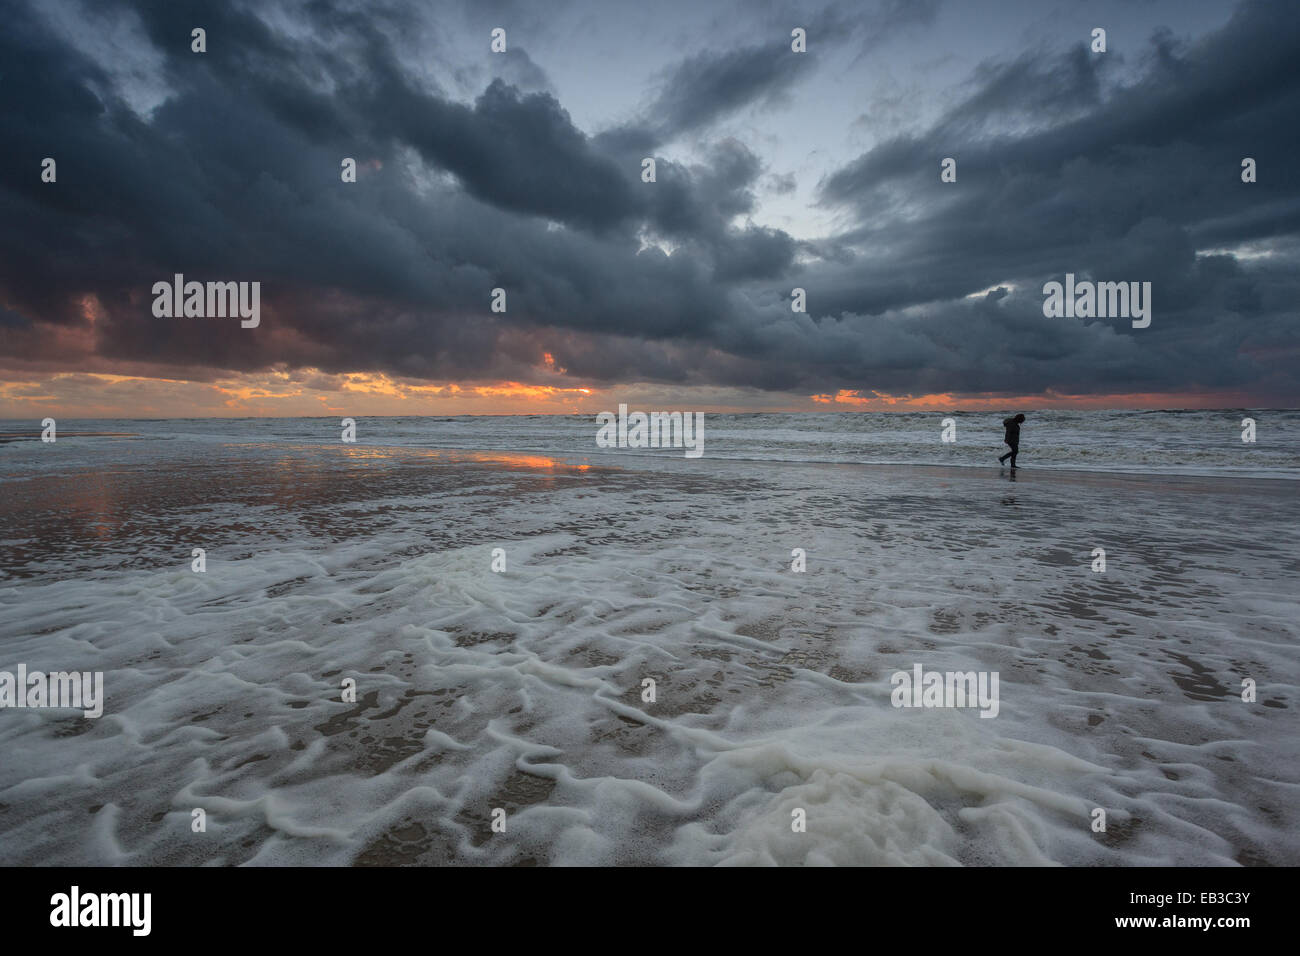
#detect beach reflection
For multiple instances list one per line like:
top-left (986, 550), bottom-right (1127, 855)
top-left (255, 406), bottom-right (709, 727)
top-left (1, 443), bottom-right (600, 579)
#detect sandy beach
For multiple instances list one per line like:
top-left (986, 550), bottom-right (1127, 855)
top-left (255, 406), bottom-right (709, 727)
top-left (1, 434), bottom-right (1296, 865)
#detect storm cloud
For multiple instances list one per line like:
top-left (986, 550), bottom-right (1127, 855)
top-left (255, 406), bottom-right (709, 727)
top-left (1, 0), bottom-right (1296, 404)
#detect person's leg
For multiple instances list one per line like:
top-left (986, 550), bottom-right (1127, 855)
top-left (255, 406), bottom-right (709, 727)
top-left (1008, 443), bottom-right (1018, 467)
top-left (999, 442), bottom-right (1011, 463)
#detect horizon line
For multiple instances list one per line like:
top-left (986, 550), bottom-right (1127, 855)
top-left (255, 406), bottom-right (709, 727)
top-left (2, 406), bottom-right (1295, 421)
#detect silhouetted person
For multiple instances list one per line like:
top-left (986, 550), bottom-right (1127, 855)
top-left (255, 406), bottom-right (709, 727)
top-left (999, 413), bottom-right (1025, 468)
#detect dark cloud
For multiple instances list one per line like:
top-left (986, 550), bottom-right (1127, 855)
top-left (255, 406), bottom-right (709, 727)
top-left (766, 172), bottom-right (797, 194)
top-left (0, 0), bottom-right (1296, 404)
top-left (489, 48), bottom-right (555, 93)
top-left (829, 0), bottom-right (944, 61)
top-left (641, 42), bottom-right (809, 140)
top-left (796, 0), bottom-right (1300, 397)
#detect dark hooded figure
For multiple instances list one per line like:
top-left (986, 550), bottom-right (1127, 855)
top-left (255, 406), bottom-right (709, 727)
top-left (999, 414), bottom-right (1025, 467)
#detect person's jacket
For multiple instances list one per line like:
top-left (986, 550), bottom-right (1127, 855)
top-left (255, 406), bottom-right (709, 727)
top-left (1003, 417), bottom-right (1020, 444)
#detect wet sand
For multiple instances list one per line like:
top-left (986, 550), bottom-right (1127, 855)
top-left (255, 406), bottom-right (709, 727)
top-left (0, 442), bottom-right (1297, 865)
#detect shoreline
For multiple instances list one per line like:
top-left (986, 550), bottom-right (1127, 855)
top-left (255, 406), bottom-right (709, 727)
top-left (397, 444), bottom-right (1300, 490)
top-left (176, 440), bottom-right (1300, 492)
top-left (9, 434), bottom-right (1294, 486)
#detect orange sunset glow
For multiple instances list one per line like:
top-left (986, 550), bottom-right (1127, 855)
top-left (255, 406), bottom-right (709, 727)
top-left (0, 369), bottom-right (1266, 420)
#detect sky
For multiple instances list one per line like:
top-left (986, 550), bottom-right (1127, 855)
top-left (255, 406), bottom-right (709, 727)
top-left (1, 0), bottom-right (1296, 417)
